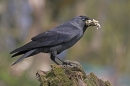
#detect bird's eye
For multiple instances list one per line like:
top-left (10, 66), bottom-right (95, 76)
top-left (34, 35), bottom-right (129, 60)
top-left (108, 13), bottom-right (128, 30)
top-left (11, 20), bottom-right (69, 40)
top-left (81, 18), bottom-right (86, 21)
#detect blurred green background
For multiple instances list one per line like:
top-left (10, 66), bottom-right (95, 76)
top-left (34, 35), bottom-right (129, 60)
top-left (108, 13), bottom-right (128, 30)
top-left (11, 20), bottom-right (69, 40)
top-left (0, 0), bottom-right (130, 86)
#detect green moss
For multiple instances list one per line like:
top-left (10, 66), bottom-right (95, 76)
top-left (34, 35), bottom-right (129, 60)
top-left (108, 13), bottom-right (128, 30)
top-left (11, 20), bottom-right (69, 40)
top-left (37, 61), bottom-right (112, 86)
top-left (40, 64), bottom-right (72, 86)
top-left (105, 81), bottom-right (112, 86)
top-left (84, 73), bottom-right (111, 86)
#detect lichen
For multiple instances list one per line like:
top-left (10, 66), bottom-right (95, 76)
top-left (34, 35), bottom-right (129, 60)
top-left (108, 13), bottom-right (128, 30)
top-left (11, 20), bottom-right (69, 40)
top-left (36, 60), bottom-right (112, 86)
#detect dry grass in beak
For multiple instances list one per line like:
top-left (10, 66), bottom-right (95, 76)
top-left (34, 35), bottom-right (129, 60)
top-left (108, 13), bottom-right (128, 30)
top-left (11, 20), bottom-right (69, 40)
top-left (86, 19), bottom-right (101, 29)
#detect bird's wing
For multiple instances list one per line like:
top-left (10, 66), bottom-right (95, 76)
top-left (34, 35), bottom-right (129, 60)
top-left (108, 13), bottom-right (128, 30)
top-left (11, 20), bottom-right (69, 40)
top-left (31, 23), bottom-right (80, 46)
top-left (10, 23), bottom-right (80, 54)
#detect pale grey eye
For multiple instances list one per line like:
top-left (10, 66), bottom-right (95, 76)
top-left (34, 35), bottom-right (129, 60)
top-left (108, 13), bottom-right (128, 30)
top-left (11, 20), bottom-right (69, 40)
top-left (81, 18), bottom-right (85, 21)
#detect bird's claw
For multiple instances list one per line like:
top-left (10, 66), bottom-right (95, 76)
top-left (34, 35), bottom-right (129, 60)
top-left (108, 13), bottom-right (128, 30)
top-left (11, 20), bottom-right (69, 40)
top-left (62, 60), bottom-right (80, 68)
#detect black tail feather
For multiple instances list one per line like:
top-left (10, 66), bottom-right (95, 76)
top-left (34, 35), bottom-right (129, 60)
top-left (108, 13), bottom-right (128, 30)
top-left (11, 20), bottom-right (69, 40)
top-left (10, 41), bottom-right (38, 54)
top-left (11, 49), bottom-right (36, 66)
top-left (11, 50), bottom-right (29, 58)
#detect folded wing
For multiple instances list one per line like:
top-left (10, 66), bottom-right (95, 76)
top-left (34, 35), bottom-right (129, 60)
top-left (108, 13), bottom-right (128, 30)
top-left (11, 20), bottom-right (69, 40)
top-left (10, 23), bottom-right (80, 54)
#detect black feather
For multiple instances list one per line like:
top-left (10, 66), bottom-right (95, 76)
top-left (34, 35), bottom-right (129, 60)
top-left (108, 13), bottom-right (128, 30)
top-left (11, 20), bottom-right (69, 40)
top-left (11, 50), bottom-right (29, 58)
top-left (11, 49), bottom-right (36, 66)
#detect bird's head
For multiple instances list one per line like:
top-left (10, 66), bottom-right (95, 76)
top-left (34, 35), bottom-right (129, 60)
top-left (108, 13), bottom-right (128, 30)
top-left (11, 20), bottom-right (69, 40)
top-left (79, 16), bottom-right (101, 29)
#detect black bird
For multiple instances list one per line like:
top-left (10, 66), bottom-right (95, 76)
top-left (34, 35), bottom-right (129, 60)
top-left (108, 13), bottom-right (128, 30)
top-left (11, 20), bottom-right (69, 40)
top-left (10, 16), bottom-right (101, 65)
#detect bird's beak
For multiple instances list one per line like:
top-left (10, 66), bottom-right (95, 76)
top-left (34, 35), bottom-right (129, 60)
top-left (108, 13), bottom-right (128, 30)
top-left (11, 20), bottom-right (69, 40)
top-left (85, 19), bottom-right (101, 29)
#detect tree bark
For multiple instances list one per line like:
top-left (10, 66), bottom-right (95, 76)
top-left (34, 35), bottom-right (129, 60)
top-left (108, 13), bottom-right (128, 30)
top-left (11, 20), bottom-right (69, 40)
top-left (36, 60), bottom-right (111, 86)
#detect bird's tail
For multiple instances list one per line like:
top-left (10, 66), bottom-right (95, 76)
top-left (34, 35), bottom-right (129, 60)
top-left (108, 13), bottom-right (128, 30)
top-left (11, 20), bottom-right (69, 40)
top-left (11, 50), bottom-right (29, 57)
top-left (11, 49), bottom-right (36, 66)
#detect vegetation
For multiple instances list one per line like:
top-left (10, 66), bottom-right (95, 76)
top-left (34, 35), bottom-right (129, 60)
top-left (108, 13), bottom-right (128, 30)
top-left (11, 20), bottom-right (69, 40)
top-left (0, 0), bottom-right (130, 86)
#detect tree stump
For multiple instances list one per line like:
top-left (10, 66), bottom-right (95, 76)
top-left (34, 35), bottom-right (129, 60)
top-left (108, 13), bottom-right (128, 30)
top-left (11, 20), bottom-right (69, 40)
top-left (36, 60), bottom-right (111, 86)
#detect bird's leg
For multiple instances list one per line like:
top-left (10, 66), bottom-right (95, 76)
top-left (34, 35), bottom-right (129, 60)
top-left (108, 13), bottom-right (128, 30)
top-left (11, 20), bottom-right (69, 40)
top-left (57, 57), bottom-right (63, 62)
top-left (50, 51), bottom-right (64, 64)
top-left (50, 54), bottom-right (59, 65)
top-left (53, 51), bottom-right (64, 62)
top-left (50, 51), bottom-right (60, 65)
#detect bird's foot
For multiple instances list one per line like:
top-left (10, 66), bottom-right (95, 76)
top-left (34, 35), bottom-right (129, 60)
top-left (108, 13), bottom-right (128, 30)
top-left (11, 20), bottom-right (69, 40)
top-left (62, 60), bottom-right (81, 68)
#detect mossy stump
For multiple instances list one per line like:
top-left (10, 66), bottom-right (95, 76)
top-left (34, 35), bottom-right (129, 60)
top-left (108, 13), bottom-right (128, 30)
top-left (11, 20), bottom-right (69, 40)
top-left (36, 60), bottom-right (111, 86)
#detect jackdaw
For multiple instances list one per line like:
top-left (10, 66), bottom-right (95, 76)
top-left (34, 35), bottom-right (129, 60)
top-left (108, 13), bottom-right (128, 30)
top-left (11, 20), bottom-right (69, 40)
top-left (10, 16), bottom-right (101, 65)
